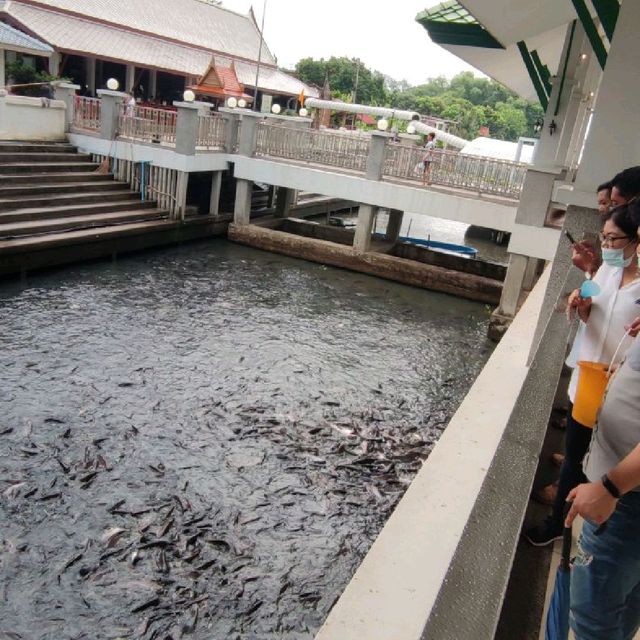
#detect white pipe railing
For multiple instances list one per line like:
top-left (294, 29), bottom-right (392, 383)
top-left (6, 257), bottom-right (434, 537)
top-left (117, 105), bottom-right (177, 145)
top-left (410, 120), bottom-right (468, 149)
top-left (304, 98), bottom-right (419, 122)
top-left (256, 122), bottom-right (371, 173)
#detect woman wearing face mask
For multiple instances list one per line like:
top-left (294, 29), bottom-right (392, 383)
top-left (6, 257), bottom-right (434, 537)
top-left (525, 204), bottom-right (640, 546)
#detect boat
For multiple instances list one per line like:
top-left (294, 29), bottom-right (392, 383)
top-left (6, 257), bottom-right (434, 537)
top-left (399, 236), bottom-right (478, 256)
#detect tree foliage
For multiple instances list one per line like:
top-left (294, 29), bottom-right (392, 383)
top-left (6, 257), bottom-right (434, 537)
top-left (291, 58), bottom-right (544, 142)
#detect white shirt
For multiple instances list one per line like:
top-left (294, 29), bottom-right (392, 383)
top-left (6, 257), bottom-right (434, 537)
top-left (567, 263), bottom-right (640, 402)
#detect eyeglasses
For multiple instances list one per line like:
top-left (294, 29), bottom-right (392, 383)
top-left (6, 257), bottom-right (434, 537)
top-left (599, 233), bottom-right (631, 246)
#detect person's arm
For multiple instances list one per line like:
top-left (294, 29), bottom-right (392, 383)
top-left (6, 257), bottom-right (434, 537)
top-left (566, 444), bottom-right (640, 526)
top-left (625, 315), bottom-right (640, 338)
top-left (572, 241), bottom-right (600, 277)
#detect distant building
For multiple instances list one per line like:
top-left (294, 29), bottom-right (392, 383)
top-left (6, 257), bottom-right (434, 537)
top-left (0, 0), bottom-right (317, 108)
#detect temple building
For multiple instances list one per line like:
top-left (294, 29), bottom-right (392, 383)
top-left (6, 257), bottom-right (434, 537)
top-left (0, 0), bottom-right (317, 108)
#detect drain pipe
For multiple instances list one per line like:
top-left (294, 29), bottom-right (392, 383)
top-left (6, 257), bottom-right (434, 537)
top-left (304, 98), bottom-right (419, 122)
top-left (408, 120), bottom-right (468, 149)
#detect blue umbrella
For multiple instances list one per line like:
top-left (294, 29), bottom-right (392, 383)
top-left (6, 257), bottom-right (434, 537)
top-left (544, 523), bottom-right (572, 640)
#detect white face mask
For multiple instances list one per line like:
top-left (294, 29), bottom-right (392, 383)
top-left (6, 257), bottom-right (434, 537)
top-left (602, 247), bottom-right (635, 268)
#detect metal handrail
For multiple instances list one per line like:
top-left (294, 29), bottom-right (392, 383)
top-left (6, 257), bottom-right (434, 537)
top-left (256, 123), bottom-right (371, 173)
top-left (196, 113), bottom-right (226, 150)
top-left (384, 142), bottom-right (527, 198)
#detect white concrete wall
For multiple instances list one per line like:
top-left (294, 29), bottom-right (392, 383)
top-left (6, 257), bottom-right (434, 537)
top-left (0, 91), bottom-right (66, 140)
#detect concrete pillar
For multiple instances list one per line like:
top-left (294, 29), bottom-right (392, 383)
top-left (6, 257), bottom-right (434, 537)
top-left (234, 179), bottom-right (253, 225)
top-left (366, 131), bottom-right (390, 180)
top-left (0, 50), bottom-right (5, 88)
top-left (275, 187), bottom-right (295, 218)
top-left (497, 253), bottom-right (529, 318)
top-left (176, 171), bottom-right (189, 221)
top-left (522, 257), bottom-right (543, 291)
top-left (149, 70), bottom-right (157, 100)
top-left (353, 204), bottom-right (377, 253)
top-left (86, 57), bottom-right (96, 95)
top-left (126, 64), bottom-right (135, 94)
top-left (96, 88), bottom-right (127, 140)
top-left (237, 114), bottom-right (259, 156)
top-left (220, 110), bottom-right (240, 152)
top-left (173, 100), bottom-right (210, 155)
top-left (209, 171), bottom-right (222, 217)
top-left (385, 209), bottom-right (403, 242)
top-left (52, 81), bottom-right (80, 132)
top-left (571, 0), bottom-right (640, 197)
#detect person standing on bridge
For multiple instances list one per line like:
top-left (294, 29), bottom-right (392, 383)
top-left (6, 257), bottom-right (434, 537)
top-left (422, 133), bottom-right (436, 186)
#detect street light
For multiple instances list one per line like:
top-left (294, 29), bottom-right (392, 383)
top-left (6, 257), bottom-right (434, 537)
top-left (106, 78), bottom-right (119, 91)
top-left (299, 107), bottom-right (308, 117)
top-left (238, 98), bottom-right (247, 108)
top-left (227, 97), bottom-right (238, 108)
top-left (407, 123), bottom-right (416, 135)
top-left (271, 103), bottom-right (281, 114)
top-left (183, 89), bottom-right (195, 102)
top-left (377, 118), bottom-right (389, 131)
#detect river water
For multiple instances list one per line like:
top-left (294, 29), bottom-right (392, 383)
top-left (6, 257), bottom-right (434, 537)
top-left (0, 240), bottom-right (494, 639)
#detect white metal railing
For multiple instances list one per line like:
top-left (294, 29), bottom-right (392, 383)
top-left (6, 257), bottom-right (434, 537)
top-left (256, 123), bottom-right (371, 173)
top-left (117, 105), bottom-right (177, 145)
top-left (73, 96), bottom-right (101, 132)
top-left (384, 142), bottom-right (527, 199)
top-left (197, 113), bottom-right (226, 150)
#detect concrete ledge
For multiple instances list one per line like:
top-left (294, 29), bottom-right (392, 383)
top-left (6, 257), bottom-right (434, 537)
top-left (228, 223), bottom-right (502, 304)
top-left (314, 262), bottom-right (577, 640)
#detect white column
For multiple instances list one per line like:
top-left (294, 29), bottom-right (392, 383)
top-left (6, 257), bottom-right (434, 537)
top-left (573, 0), bottom-right (640, 197)
top-left (86, 57), bottom-right (96, 95)
top-left (533, 23), bottom-right (588, 170)
top-left (209, 171), bottom-right (222, 217)
top-left (234, 179), bottom-right (253, 225)
top-left (49, 52), bottom-right (61, 77)
top-left (126, 64), bottom-right (135, 94)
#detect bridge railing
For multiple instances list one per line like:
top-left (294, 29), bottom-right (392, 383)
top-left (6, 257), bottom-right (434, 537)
top-left (196, 113), bottom-right (226, 150)
top-left (256, 122), bottom-right (370, 173)
top-left (73, 96), bottom-right (101, 133)
top-left (384, 142), bottom-right (527, 198)
top-left (117, 105), bottom-right (177, 145)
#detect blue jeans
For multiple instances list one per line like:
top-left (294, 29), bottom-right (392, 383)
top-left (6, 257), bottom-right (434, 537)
top-left (570, 490), bottom-right (640, 640)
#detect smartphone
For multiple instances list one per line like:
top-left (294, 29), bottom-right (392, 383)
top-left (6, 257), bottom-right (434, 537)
top-left (564, 229), bottom-right (576, 244)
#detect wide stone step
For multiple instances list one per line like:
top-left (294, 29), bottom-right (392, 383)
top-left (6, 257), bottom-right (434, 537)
top-left (0, 142), bottom-right (77, 153)
top-left (0, 162), bottom-right (100, 174)
top-left (0, 209), bottom-right (168, 238)
top-left (0, 199), bottom-right (156, 224)
top-left (0, 219), bottom-right (180, 255)
top-left (0, 181), bottom-right (129, 198)
top-left (0, 172), bottom-right (115, 185)
top-left (0, 152), bottom-right (94, 163)
top-left (0, 190), bottom-right (141, 212)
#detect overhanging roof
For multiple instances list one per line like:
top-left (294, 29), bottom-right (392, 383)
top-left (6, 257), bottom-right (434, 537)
top-left (0, 19), bottom-right (52, 55)
top-left (417, 1), bottom-right (606, 102)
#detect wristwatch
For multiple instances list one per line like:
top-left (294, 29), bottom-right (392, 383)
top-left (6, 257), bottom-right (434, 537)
top-left (601, 473), bottom-right (621, 499)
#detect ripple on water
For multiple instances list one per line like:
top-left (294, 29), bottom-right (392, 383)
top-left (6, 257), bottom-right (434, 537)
top-left (0, 240), bottom-right (494, 639)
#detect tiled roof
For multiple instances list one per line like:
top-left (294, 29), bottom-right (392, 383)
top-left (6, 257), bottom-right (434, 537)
top-left (0, 19), bottom-right (52, 53)
top-left (234, 61), bottom-right (319, 98)
top-left (11, 0), bottom-right (276, 65)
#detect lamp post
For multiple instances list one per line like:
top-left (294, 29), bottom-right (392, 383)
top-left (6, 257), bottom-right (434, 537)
top-left (252, 0), bottom-right (267, 111)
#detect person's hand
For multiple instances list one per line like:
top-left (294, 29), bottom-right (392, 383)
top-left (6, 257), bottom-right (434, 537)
top-left (625, 315), bottom-right (640, 338)
top-left (567, 289), bottom-right (592, 320)
top-left (565, 482), bottom-right (618, 527)
top-left (572, 241), bottom-right (598, 275)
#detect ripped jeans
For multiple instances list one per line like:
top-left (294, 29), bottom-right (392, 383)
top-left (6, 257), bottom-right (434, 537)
top-left (570, 490), bottom-right (640, 640)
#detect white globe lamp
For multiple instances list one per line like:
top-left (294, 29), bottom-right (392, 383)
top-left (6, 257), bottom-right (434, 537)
top-left (106, 78), bottom-right (119, 91)
top-left (377, 118), bottom-right (389, 131)
top-left (299, 107), bottom-right (308, 117)
top-left (183, 89), bottom-right (195, 103)
top-left (227, 97), bottom-right (238, 108)
top-left (271, 103), bottom-right (281, 115)
top-left (406, 123), bottom-right (416, 135)
top-left (237, 98), bottom-right (247, 108)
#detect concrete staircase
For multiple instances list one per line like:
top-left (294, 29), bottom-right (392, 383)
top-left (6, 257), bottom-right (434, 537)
top-left (0, 141), bottom-right (176, 275)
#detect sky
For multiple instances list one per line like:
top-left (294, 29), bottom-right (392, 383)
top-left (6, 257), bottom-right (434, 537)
top-left (220, 0), bottom-right (478, 86)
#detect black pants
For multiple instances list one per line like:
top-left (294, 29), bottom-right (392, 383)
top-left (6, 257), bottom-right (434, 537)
top-left (549, 401), bottom-right (593, 531)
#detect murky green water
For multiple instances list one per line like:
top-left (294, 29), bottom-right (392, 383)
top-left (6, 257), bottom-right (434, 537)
top-left (0, 240), bottom-right (494, 639)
